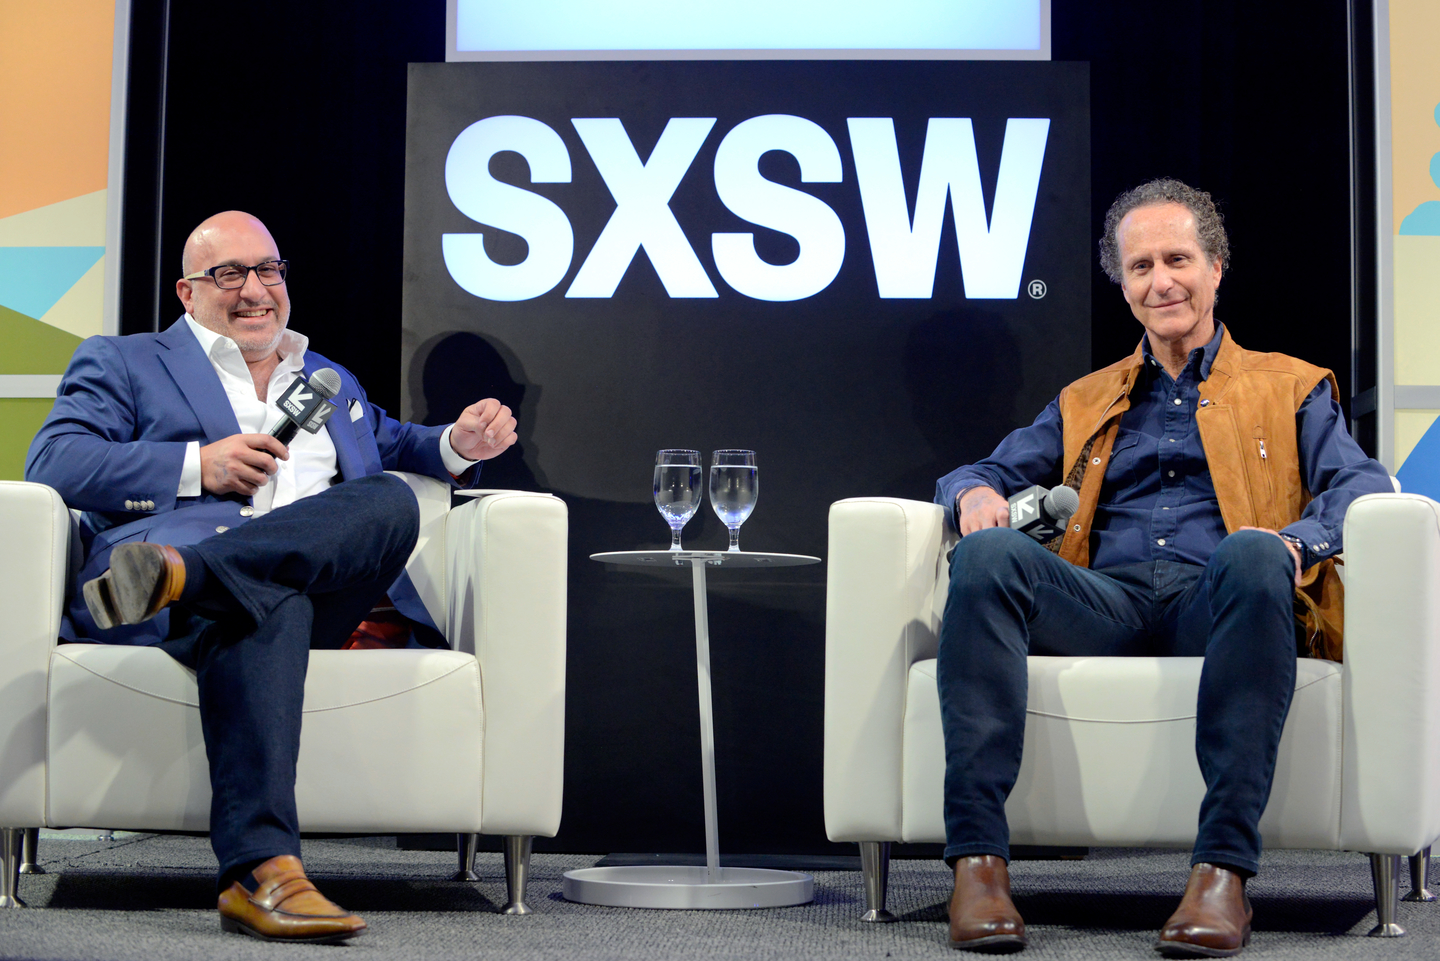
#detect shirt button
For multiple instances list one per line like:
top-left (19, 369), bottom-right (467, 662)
top-left (215, 526), bottom-right (230, 533)
top-left (1157, 538), bottom-right (1166, 546)
top-left (240, 506), bottom-right (255, 517)
top-left (1173, 398), bottom-right (1182, 406)
top-left (1168, 470), bottom-right (1176, 477)
top-left (1168, 438), bottom-right (1176, 443)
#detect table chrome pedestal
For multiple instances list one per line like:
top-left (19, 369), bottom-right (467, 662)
top-left (565, 551), bottom-right (820, 910)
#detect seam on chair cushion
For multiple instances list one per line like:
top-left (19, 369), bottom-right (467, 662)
top-left (53, 650), bottom-right (200, 707)
top-left (301, 659), bottom-right (476, 713)
top-left (1023, 672), bottom-right (1335, 724)
top-left (53, 650), bottom-right (476, 713)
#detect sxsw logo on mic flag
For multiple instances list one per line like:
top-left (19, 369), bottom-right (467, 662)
top-left (279, 378), bottom-right (318, 420)
top-left (408, 61), bottom-right (1087, 308)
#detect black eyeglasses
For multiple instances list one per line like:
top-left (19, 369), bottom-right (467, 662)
top-left (183, 260), bottom-right (289, 289)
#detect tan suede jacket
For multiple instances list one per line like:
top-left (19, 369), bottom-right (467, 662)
top-left (1051, 328), bottom-right (1345, 660)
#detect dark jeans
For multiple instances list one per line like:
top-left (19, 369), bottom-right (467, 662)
top-left (936, 527), bottom-right (1298, 876)
top-left (157, 473), bottom-right (421, 883)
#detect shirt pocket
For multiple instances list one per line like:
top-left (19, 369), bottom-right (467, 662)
top-left (1100, 428), bottom-right (1145, 499)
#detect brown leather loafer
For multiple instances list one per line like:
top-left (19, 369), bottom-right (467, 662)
top-left (948, 855), bottom-right (1027, 952)
top-left (1155, 863), bottom-right (1252, 957)
top-left (82, 542), bottom-right (186, 629)
top-left (217, 855), bottom-right (366, 943)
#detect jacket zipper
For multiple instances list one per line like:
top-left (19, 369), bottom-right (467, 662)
top-left (1256, 436), bottom-right (1275, 525)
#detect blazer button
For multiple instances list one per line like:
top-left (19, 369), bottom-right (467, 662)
top-left (215, 526), bottom-right (230, 533)
top-left (125, 499), bottom-right (134, 510)
top-left (240, 506), bottom-right (255, 517)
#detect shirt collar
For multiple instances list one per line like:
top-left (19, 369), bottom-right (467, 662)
top-left (1140, 321), bottom-right (1225, 382)
top-left (184, 313), bottom-right (310, 369)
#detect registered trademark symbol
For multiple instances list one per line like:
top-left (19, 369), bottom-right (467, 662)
top-left (1028, 279), bottom-right (1047, 299)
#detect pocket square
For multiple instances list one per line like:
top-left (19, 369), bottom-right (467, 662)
top-left (348, 399), bottom-right (364, 422)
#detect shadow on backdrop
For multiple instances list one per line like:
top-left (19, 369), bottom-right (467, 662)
top-left (887, 309), bottom-right (1024, 499)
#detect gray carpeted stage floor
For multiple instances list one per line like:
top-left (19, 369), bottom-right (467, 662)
top-left (2, 833), bottom-right (1437, 960)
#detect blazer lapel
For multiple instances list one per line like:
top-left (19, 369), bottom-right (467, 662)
top-left (156, 318), bottom-right (242, 442)
top-left (305, 358), bottom-right (367, 481)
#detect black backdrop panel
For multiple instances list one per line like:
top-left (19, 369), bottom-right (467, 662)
top-left (403, 60), bottom-right (1089, 853)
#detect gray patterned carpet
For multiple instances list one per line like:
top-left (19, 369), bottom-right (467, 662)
top-left (1, 833), bottom-right (1436, 960)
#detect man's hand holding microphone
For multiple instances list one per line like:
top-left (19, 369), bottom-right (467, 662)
top-left (958, 484), bottom-right (1080, 541)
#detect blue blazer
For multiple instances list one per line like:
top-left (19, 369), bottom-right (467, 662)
top-left (26, 317), bottom-right (473, 644)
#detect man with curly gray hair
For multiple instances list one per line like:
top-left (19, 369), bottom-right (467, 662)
top-left (932, 179), bottom-right (1391, 955)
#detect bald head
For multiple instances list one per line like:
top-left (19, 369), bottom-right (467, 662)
top-left (181, 211), bottom-right (278, 276)
top-left (176, 211), bottom-right (290, 360)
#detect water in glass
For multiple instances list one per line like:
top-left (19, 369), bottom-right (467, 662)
top-left (709, 450), bottom-right (757, 552)
top-left (654, 449), bottom-right (702, 551)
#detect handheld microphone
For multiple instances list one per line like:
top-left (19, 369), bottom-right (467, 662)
top-left (1008, 484), bottom-right (1080, 542)
top-left (268, 367), bottom-right (341, 445)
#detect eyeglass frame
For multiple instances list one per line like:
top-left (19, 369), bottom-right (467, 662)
top-left (181, 259), bottom-right (290, 289)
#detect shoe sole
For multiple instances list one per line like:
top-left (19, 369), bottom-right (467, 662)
top-left (1154, 928), bottom-right (1250, 958)
top-left (81, 572), bottom-right (118, 630)
top-left (220, 915), bottom-right (367, 943)
top-left (948, 933), bottom-right (1028, 953)
top-left (83, 543), bottom-right (177, 629)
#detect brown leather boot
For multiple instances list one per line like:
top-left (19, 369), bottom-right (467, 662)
top-left (1155, 863), bottom-right (1252, 957)
top-left (948, 854), bottom-right (1027, 952)
top-left (217, 855), bottom-right (367, 943)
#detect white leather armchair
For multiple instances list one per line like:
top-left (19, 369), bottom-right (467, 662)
top-left (824, 492), bottom-right (1440, 936)
top-left (0, 474), bottom-right (567, 912)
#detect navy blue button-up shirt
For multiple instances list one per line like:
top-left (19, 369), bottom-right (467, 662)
top-left (935, 324), bottom-right (1393, 571)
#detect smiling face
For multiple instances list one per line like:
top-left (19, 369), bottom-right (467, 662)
top-left (1115, 202), bottom-right (1223, 356)
top-left (176, 211), bottom-right (290, 359)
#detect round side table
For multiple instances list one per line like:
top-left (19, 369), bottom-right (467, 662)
top-left (563, 550), bottom-right (821, 910)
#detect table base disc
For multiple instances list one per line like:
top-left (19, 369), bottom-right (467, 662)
top-left (562, 865), bottom-right (814, 909)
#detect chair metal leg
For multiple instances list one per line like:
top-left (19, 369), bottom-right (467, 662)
top-left (1368, 853), bottom-right (1406, 937)
top-left (858, 841), bottom-right (896, 922)
top-left (1402, 846), bottom-right (1435, 902)
top-left (453, 833), bottom-right (480, 882)
top-left (501, 835), bottom-right (533, 915)
top-left (1, 829), bottom-right (25, 908)
top-left (18, 828), bottom-right (43, 875)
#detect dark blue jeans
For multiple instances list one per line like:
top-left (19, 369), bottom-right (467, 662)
top-left (936, 527), bottom-right (1298, 876)
top-left (158, 473), bottom-right (421, 883)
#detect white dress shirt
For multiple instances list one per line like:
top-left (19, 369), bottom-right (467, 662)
top-left (178, 315), bottom-right (475, 515)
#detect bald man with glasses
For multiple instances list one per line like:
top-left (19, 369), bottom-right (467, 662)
top-left (26, 211), bottom-right (519, 943)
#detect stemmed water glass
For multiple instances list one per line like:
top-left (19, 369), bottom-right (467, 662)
top-left (654, 449), bottom-right (703, 551)
top-left (709, 450), bottom-right (758, 552)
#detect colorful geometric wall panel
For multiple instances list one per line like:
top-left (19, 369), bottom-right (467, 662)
top-left (0, 2), bottom-right (122, 479)
top-left (0, 247), bottom-right (106, 321)
top-left (1386, 0), bottom-right (1440, 499)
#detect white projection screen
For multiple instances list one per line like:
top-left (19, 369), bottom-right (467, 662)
top-left (447, 0), bottom-right (1050, 61)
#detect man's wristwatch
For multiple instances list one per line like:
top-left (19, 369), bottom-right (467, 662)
top-left (1277, 532), bottom-right (1307, 568)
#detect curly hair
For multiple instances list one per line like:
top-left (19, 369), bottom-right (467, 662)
top-left (1098, 179), bottom-right (1229, 284)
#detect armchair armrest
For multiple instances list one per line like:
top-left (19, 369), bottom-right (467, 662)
top-left (824, 496), bottom-right (949, 841)
top-left (0, 480), bottom-right (71, 825)
top-left (444, 491), bottom-right (568, 837)
top-left (1340, 492), bottom-right (1440, 853)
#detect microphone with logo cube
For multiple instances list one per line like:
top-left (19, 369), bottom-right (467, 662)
top-left (269, 368), bottom-right (342, 446)
top-left (1008, 483), bottom-right (1080, 542)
